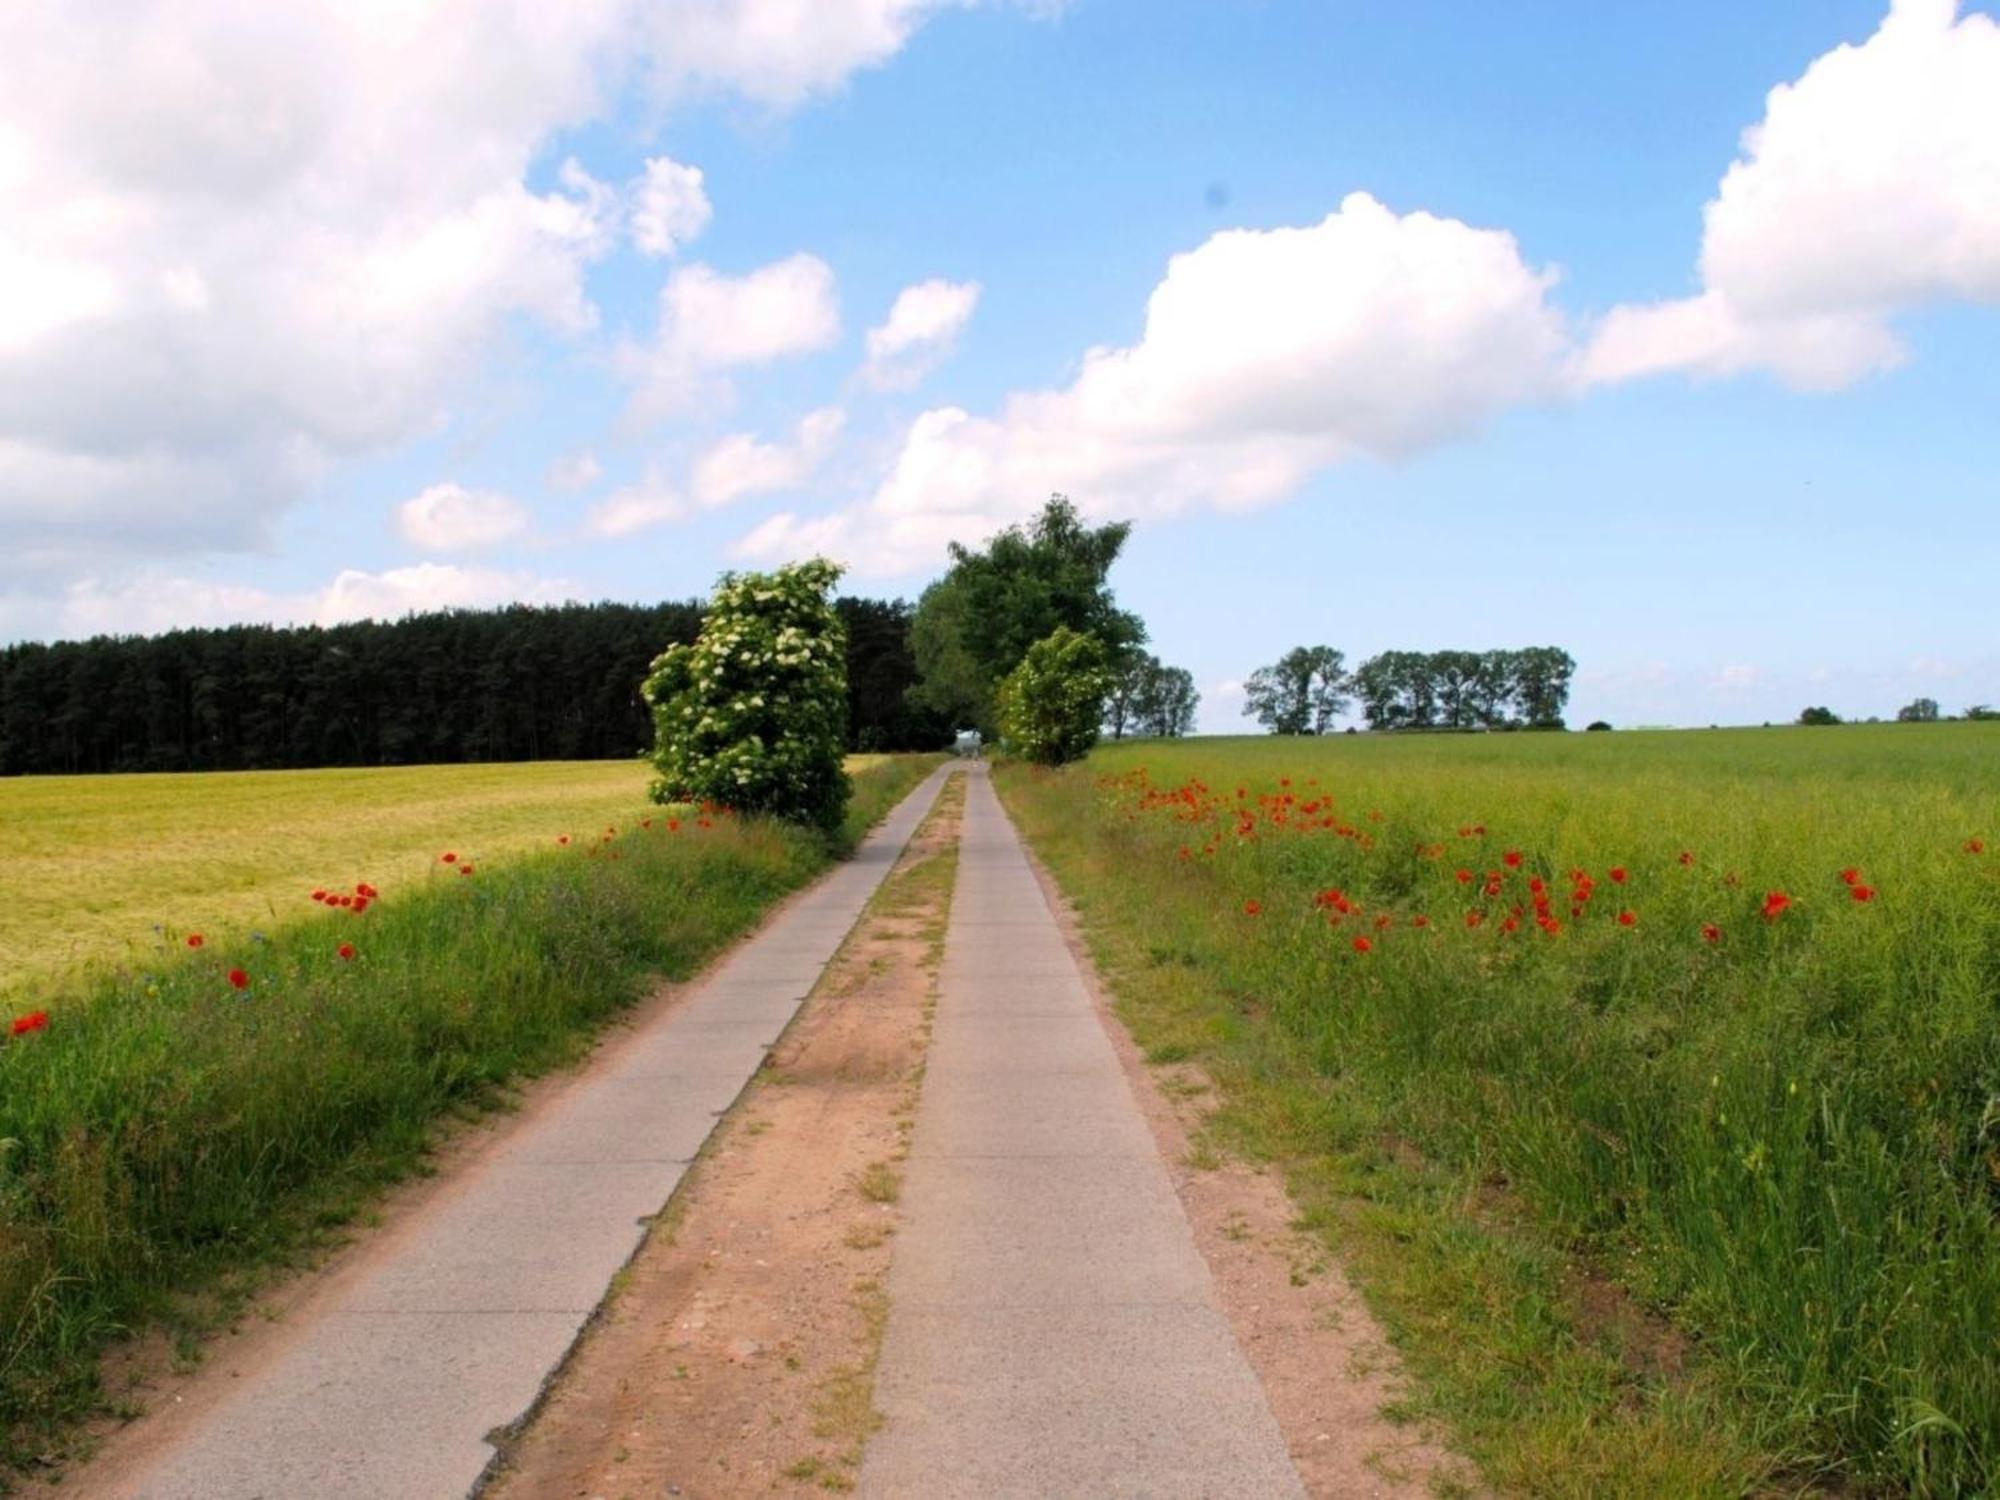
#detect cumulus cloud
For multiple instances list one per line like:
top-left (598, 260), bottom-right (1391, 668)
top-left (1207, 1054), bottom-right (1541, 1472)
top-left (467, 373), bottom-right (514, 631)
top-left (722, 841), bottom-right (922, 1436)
top-left (393, 482), bottom-right (532, 552)
top-left (582, 471), bottom-right (687, 538)
top-left (692, 407), bottom-right (846, 508)
top-left (624, 254), bottom-right (842, 419)
top-left (545, 448), bottom-right (604, 492)
top-left (742, 193), bottom-right (1569, 572)
top-left (0, 0), bottom-right (1031, 633)
top-left (862, 278), bottom-right (980, 389)
top-left (1584, 0), bottom-right (2000, 390)
top-left (630, 155), bottom-right (712, 256)
top-left (30, 563), bottom-right (574, 640)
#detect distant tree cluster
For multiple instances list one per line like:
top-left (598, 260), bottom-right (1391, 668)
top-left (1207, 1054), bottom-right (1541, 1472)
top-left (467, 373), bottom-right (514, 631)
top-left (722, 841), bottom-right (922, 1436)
top-left (0, 597), bottom-right (948, 777)
top-left (1240, 644), bottom-right (1576, 734)
top-left (1105, 653), bottom-right (1199, 740)
top-left (1800, 698), bottom-right (1993, 727)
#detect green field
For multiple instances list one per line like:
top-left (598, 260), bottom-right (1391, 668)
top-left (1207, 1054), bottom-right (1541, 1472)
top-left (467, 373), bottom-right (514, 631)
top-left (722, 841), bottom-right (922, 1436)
top-left (0, 753), bottom-right (936, 1469)
top-left (0, 756), bottom-right (901, 1005)
top-left (1000, 725), bottom-right (2000, 1497)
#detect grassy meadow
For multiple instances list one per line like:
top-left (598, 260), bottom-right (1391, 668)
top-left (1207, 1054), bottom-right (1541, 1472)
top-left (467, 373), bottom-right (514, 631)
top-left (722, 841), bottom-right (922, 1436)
top-left (0, 756), bottom-right (896, 1004)
top-left (1000, 724), bottom-right (2000, 1497)
top-left (0, 753), bottom-right (937, 1470)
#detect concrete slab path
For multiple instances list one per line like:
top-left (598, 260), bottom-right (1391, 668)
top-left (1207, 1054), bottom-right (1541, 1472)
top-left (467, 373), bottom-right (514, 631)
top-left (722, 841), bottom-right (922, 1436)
top-left (104, 766), bottom-right (955, 1500)
top-left (861, 765), bottom-right (1306, 1499)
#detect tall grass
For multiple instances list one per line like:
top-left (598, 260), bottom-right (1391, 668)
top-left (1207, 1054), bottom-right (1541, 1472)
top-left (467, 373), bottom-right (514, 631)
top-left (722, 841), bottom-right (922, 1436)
top-left (1001, 726), bottom-right (1999, 1496)
top-left (0, 755), bottom-right (940, 1470)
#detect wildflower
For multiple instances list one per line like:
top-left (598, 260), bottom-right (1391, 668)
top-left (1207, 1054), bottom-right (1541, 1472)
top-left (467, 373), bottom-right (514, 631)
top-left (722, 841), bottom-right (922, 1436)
top-left (352, 896), bottom-right (371, 913)
top-left (1243, 900), bottom-right (1262, 917)
top-left (1352, 936), bottom-right (1372, 953)
top-left (441, 852), bottom-right (458, 864)
top-left (1374, 915), bottom-right (1391, 931)
top-left (1537, 915), bottom-right (1562, 935)
top-left (1455, 869), bottom-right (1473, 884)
top-left (1968, 838), bottom-right (1986, 854)
top-left (1502, 850), bottom-right (1523, 868)
top-left (312, 889), bottom-right (327, 903)
top-left (337, 943), bottom-right (356, 961)
top-left (1838, 867), bottom-right (1862, 887)
top-left (1850, 884), bottom-right (1876, 903)
top-left (9, 1010), bottom-right (49, 1037)
top-left (186, 933), bottom-right (204, 949)
top-left (1483, 877), bottom-right (1503, 898)
top-left (1411, 915), bottom-right (1431, 928)
top-left (1465, 911), bottom-right (1484, 928)
top-left (668, 819), bottom-right (682, 833)
top-left (1761, 891), bottom-right (1791, 922)
top-left (357, 883), bottom-right (378, 899)
top-left (1678, 851), bottom-right (1695, 866)
top-left (459, 864), bottom-right (474, 876)
top-left (227, 968), bottom-right (250, 990)
top-left (1609, 867), bottom-right (1628, 885)
top-left (1618, 910), bottom-right (1637, 927)
top-left (1528, 876), bottom-right (1546, 895)
top-left (1500, 915), bottom-right (1520, 933)
top-left (558, 834), bottom-right (571, 846)
top-left (1702, 922), bottom-right (1722, 944)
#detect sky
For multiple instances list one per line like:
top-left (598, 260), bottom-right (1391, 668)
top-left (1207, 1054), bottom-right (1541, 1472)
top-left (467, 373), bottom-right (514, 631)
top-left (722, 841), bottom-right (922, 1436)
top-left (2, 0), bottom-right (1996, 731)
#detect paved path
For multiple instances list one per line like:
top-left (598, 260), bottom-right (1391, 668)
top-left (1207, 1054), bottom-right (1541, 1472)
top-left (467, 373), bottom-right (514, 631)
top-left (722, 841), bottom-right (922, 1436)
top-left (861, 765), bottom-right (1305, 1499)
top-left (106, 767), bottom-right (954, 1500)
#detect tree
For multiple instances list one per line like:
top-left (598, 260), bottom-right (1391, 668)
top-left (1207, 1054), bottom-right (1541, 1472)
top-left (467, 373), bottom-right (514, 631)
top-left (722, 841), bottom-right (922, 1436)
top-left (643, 560), bottom-right (851, 835)
top-left (1107, 653), bottom-right (1199, 738)
top-left (910, 495), bottom-right (1144, 733)
top-left (1243, 646), bottom-right (1348, 734)
top-left (835, 596), bottom-right (952, 751)
top-left (1798, 705), bottom-right (1842, 726)
top-left (1585, 720), bottom-right (1612, 732)
top-left (1511, 646), bottom-right (1576, 728)
top-left (996, 627), bottom-right (1113, 765)
top-left (1967, 704), bottom-right (1998, 721)
top-left (1896, 697), bottom-right (1941, 723)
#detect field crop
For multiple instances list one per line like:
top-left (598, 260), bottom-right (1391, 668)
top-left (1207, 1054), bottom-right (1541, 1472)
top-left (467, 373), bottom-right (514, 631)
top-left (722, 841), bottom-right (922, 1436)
top-left (1000, 725), bottom-right (1999, 1497)
top-left (0, 753), bottom-right (937, 1470)
top-left (0, 757), bottom-right (906, 1003)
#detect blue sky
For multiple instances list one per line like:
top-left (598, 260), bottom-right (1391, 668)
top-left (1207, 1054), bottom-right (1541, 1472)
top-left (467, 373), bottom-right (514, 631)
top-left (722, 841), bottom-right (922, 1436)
top-left (2, 0), bottom-right (1994, 729)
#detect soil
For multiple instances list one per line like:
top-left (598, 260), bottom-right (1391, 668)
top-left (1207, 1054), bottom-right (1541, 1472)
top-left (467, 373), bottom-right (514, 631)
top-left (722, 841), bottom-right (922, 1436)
top-left (481, 777), bottom-right (963, 1500)
top-left (1021, 846), bottom-right (1483, 1500)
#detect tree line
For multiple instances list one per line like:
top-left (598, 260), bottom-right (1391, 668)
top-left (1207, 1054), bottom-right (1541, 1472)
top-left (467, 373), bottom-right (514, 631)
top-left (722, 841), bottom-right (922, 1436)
top-left (0, 597), bottom-right (949, 776)
top-left (1243, 645), bottom-right (1576, 733)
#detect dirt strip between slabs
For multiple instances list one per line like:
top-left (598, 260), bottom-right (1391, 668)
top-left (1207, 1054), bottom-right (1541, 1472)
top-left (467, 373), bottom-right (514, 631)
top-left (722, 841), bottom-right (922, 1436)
top-left (483, 770), bottom-right (968, 1499)
top-left (76, 766), bottom-right (956, 1500)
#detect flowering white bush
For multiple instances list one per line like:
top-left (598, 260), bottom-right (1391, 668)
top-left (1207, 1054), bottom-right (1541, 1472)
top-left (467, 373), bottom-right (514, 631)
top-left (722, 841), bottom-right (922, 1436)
top-left (643, 558), bottom-right (851, 834)
top-left (995, 626), bottom-right (1112, 766)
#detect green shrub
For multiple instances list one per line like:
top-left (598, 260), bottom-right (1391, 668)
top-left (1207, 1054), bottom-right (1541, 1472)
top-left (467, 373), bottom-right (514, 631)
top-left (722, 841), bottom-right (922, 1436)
top-left (995, 626), bottom-right (1112, 765)
top-left (644, 559), bottom-right (851, 835)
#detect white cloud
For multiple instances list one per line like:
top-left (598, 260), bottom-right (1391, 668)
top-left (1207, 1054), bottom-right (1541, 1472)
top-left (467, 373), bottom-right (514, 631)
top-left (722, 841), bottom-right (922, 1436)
top-left (743, 193), bottom-right (1570, 573)
top-left (630, 155), bottom-right (712, 256)
top-left (394, 482), bottom-right (532, 551)
top-left (36, 563), bottom-right (573, 639)
top-left (0, 0), bottom-right (1027, 629)
top-left (546, 448), bottom-right (604, 492)
top-left (692, 407), bottom-right (846, 508)
top-left (1714, 663), bottom-right (1762, 691)
top-left (583, 472), bottom-right (687, 538)
top-left (1584, 0), bottom-right (2000, 390)
top-left (862, 278), bottom-right (980, 389)
top-left (625, 254), bottom-right (842, 419)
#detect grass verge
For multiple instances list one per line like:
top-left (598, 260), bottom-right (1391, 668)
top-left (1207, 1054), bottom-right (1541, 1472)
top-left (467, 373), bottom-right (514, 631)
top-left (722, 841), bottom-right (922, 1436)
top-left (0, 754), bottom-right (942, 1477)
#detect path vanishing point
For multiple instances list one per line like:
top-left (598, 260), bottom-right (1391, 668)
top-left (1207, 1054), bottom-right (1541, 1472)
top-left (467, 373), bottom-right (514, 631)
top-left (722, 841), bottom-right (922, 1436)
top-left (96, 764), bottom-right (1308, 1498)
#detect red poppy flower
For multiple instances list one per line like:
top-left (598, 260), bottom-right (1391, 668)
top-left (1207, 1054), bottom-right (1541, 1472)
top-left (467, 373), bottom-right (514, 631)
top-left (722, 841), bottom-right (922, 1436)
top-left (1537, 916), bottom-right (1562, 935)
top-left (1678, 851), bottom-right (1695, 866)
top-left (1701, 922), bottom-right (1722, 944)
top-left (337, 942), bottom-right (356, 961)
top-left (668, 819), bottom-right (681, 833)
top-left (1618, 910), bottom-right (1637, 927)
top-left (1411, 915), bottom-right (1430, 928)
top-left (1374, 915), bottom-right (1391, 931)
top-left (1761, 891), bottom-right (1791, 922)
top-left (1967, 838), bottom-right (1985, 854)
top-left (459, 864), bottom-right (474, 876)
top-left (352, 896), bottom-right (370, 913)
top-left (1466, 911), bottom-right (1484, 928)
top-left (441, 851), bottom-right (458, 864)
top-left (1455, 869), bottom-right (1473, 884)
top-left (312, 888), bottom-right (327, 902)
top-left (356, 883), bottom-right (377, 899)
top-left (1502, 850), bottom-right (1523, 868)
top-left (186, 933), bottom-right (204, 949)
top-left (1528, 876), bottom-right (1546, 894)
top-left (641, 818), bottom-right (652, 830)
top-left (1243, 900), bottom-right (1262, 917)
top-left (1850, 884), bottom-right (1876, 902)
top-left (227, 968), bottom-right (249, 990)
top-left (1500, 916), bottom-right (1520, 933)
top-left (1352, 936), bottom-right (1372, 953)
top-left (697, 817), bottom-right (713, 829)
top-left (1570, 905), bottom-right (1583, 918)
top-left (1483, 877), bottom-right (1503, 898)
top-left (1609, 867), bottom-right (1628, 885)
top-left (9, 1010), bottom-right (49, 1037)
top-left (1839, 867), bottom-right (1861, 887)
